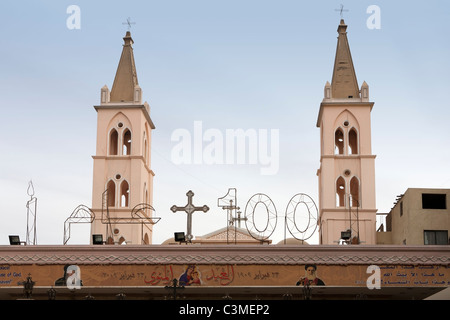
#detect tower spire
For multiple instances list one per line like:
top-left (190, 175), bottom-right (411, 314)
top-left (331, 19), bottom-right (360, 99)
top-left (110, 31), bottom-right (139, 102)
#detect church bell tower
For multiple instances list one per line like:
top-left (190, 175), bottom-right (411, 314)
top-left (90, 31), bottom-right (156, 245)
top-left (316, 20), bottom-right (377, 245)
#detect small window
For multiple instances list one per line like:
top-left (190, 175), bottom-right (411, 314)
top-left (336, 177), bottom-right (346, 207)
top-left (119, 236), bottom-right (127, 245)
top-left (422, 194), bottom-right (446, 209)
top-left (144, 138), bottom-right (148, 164)
top-left (350, 177), bottom-right (360, 207)
top-left (123, 129), bottom-right (132, 155)
top-left (120, 180), bottom-right (130, 207)
top-left (400, 201), bottom-right (403, 217)
top-left (424, 230), bottom-right (448, 245)
top-left (335, 128), bottom-right (344, 155)
top-left (109, 129), bottom-right (118, 155)
top-left (348, 128), bottom-right (358, 155)
top-left (106, 180), bottom-right (116, 207)
top-left (143, 233), bottom-right (150, 244)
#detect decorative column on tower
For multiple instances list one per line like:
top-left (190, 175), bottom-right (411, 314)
top-left (316, 20), bottom-right (377, 245)
top-left (90, 31), bottom-right (156, 245)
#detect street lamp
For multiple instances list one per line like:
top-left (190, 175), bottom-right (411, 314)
top-left (165, 278), bottom-right (185, 300)
top-left (9, 235), bottom-right (26, 245)
top-left (92, 234), bottom-right (104, 245)
top-left (174, 232), bottom-right (186, 243)
top-left (302, 283), bottom-right (312, 300)
top-left (18, 274), bottom-right (35, 299)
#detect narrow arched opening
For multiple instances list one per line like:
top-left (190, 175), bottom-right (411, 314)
top-left (122, 129), bottom-right (132, 155)
top-left (335, 128), bottom-right (344, 155)
top-left (120, 180), bottom-right (130, 207)
top-left (109, 129), bottom-right (118, 155)
top-left (106, 180), bottom-right (116, 207)
top-left (336, 176), bottom-right (346, 207)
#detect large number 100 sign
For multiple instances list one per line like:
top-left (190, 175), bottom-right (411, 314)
top-left (219, 189), bottom-right (318, 242)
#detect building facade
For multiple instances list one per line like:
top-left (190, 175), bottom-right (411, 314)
top-left (2, 21), bottom-right (449, 302)
top-left (378, 188), bottom-right (450, 245)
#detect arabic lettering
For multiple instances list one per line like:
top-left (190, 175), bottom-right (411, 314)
top-left (144, 265), bottom-right (173, 286)
top-left (205, 265), bottom-right (234, 286)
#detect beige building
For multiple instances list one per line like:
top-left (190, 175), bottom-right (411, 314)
top-left (378, 188), bottom-right (450, 245)
top-left (316, 19), bottom-right (377, 245)
top-left (162, 227), bottom-right (272, 245)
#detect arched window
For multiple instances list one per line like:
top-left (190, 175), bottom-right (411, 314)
top-left (350, 176), bottom-right (360, 207)
top-left (144, 138), bottom-right (148, 164)
top-left (143, 233), bottom-right (150, 245)
top-left (120, 180), bottom-right (130, 207)
top-left (109, 129), bottom-right (118, 155)
top-left (143, 183), bottom-right (149, 205)
top-left (336, 176), bottom-right (346, 207)
top-left (335, 128), bottom-right (344, 155)
top-left (106, 180), bottom-right (116, 207)
top-left (348, 128), bottom-right (358, 155)
top-left (143, 130), bottom-right (148, 164)
top-left (118, 236), bottom-right (127, 245)
top-left (123, 129), bottom-right (132, 155)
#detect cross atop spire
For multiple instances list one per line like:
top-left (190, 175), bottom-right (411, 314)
top-left (122, 17), bottom-right (136, 31)
top-left (335, 4), bottom-right (349, 18)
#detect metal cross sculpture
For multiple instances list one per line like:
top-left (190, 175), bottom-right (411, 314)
top-left (171, 190), bottom-right (209, 242)
top-left (18, 273), bottom-right (35, 299)
top-left (335, 4), bottom-right (349, 18)
top-left (122, 17), bottom-right (136, 31)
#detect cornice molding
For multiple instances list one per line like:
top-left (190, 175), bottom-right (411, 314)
top-left (0, 245), bottom-right (448, 266)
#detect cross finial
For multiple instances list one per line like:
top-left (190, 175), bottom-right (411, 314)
top-left (335, 4), bottom-right (349, 18)
top-left (122, 17), bottom-right (136, 31)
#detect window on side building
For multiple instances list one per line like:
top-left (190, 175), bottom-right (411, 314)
top-left (422, 194), bottom-right (446, 209)
top-left (424, 230), bottom-right (448, 245)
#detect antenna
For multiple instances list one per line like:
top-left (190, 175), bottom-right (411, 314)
top-left (348, 194), bottom-right (360, 244)
top-left (218, 188), bottom-right (245, 244)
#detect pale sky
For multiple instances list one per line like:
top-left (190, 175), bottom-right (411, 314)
top-left (1, 1), bottom-right (449, 245)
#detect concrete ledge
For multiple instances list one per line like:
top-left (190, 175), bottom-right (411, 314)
top-left (0, 244), bottom-right (448, 265)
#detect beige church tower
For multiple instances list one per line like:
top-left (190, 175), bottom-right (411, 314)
top-left (316, 20), bottom-right (377, 245)
top-left (90, 31), bottom-right (156, 245)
